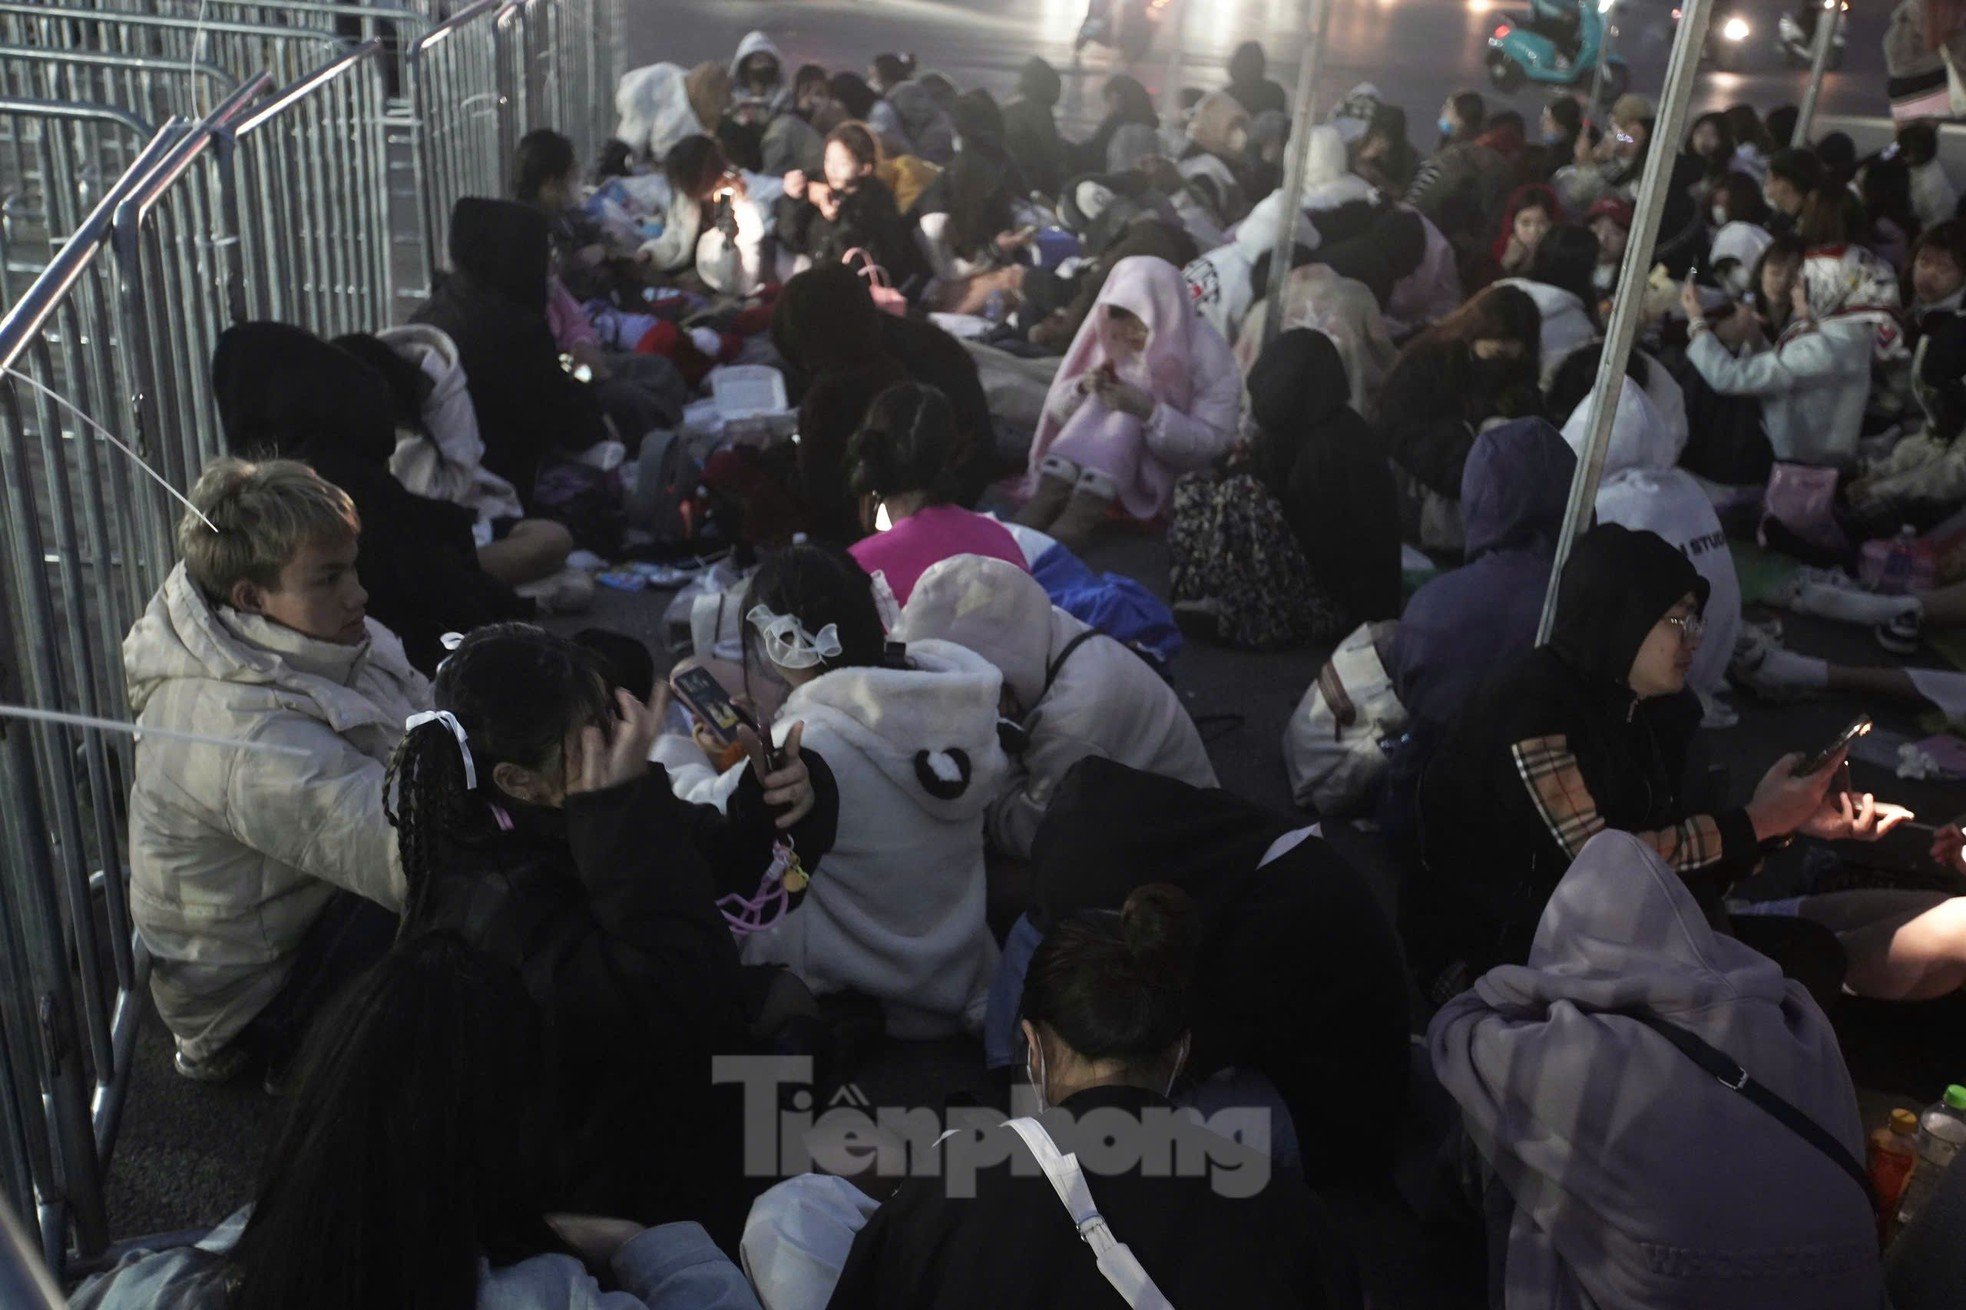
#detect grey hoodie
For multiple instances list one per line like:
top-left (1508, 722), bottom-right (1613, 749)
top-left (1431, 831), bottom-right (1883, 1310)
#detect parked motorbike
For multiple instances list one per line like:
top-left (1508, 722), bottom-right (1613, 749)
top-left (1690, 2), bottom-right (1846, 74)
top-left (1779, 0), bottom-right (1848, 70)
top-left (1487, 2), bottom-right (1630, 103)
top-left (1075, 0), bottom-right (1170, 63)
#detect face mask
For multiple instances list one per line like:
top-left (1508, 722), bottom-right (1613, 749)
top-left (1542, 127), bottom-right (1564, 146)
top-left (1711, 205), bottom-right (1728, 228)
top-left (1437, 116), bottom-right (1455, 141)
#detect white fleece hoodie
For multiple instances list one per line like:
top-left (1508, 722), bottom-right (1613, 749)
top-left (1497, 277), bottom-right (1596, 386)
top-left (891, 555), bottom-right (1217, 860)
top-left (378, 324), bottom-right (526, 526)
top-left (653, 640), bottom-right (1009, 1038)
top-left (1431, 831), bottom-right (1882, 1310)
top-left (1561, 378), bottom-right (1740, 701)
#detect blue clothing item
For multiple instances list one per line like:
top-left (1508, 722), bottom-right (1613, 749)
top-left (983, 912), bottom-right (1046, 1069)
top-left (1029, 543), bottom-right (1182, 672)
top-left (71, 1210), bottom-right (762, 1310)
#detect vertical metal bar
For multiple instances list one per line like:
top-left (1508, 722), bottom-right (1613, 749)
top-left (1157, 0), bottom-right (1191, 123)
top-left (1537, 0), bottom-right (1718, 645)
top-left (1259, 0), bottom-right (1332, 353)
top-left (1586, 1), bottom-right (1614, 112)
top-left (1792, 0), bottom-right (1838, 147)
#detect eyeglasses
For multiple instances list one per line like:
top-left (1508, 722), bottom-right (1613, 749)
top-left (1662, 613), bottom-right (1705, 643)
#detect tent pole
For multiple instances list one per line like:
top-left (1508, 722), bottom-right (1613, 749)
top-left (1258, 0), bottom-right (1332, 353)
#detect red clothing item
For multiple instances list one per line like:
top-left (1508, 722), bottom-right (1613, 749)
top-left (847, 504), bottom-right (1027, 605)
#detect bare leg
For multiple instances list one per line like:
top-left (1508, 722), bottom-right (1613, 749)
top-left (1798, 891), bottom-right (1966, 1002)
top-left (477, 518), bottom-right (574, 587)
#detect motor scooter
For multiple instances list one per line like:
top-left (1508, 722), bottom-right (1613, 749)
top-left (1778, 0), bottom-right (1847, 71)
top-left (1487, 1), bottom-right (1630, 103)
top-left (1075, 0), bottom-right (1170, 64)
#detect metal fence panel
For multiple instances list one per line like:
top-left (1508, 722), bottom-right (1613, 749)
top-left (0, 46), bottom-right (227, 127)
top-left (0, 98), bottom-right (151, 293)
top-left (0, 2), bottom-right (347, 95)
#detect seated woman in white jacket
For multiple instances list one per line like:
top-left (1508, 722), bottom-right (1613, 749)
top-left (652, 545), bottom-right (1009, 1038)
top-left (1682, 237), bottom-right (1891, 466)
top-left (1017, 255), bottom-right (1242, 546)
top-left (891, 554), bottom-right (1218, 860)
top-left (1498, 223), bottom-right (1602, 387)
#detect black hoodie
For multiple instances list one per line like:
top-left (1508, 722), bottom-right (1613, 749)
top-left (1247, 329), bottom-right (1400, 625)
top-left (412, 198), bottom-right (607, 506)
top-left (211, 322), bottom-right (532, 674)
top-left (1413, 524), bottom-right (1751, 991)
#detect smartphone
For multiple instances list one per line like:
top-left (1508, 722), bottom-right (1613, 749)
top-left (1797, 715), bottom-right (1873, 777)
top-left (670, 666), bottom-right (781, 769)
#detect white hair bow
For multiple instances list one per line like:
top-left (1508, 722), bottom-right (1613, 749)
top-left (747, 605), bottom-right (843, 670)
top-left (405, 710), bottom-right (477, 790)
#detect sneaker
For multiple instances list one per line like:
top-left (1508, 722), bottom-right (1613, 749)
top-left (1877, 608), bottom-right (1925, 656)
top-left (174, 1045), bottom-right (248, 1083)
top-left (1784, 568), bottom-right (1922, 628)
top-left (1728, 633), bottom-right (1825, 702)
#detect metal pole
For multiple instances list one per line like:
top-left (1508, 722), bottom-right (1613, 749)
top-left (1536, 0), bottom-right (1718, 646)
top-left (1585, 0), bottom-right (1613, 112)
top-left (1258, 0), bottom-right (1331, 353)
top-left (1157, 0), bottom-right (1190, 123)
top-left (1792, 0), bottom-right (1838, 147)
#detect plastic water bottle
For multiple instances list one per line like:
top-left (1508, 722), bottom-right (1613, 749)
top-left (1861, 525), bottom-right (1936, 595)
top-left (1896, 1084), bottom-right (1966, 1231)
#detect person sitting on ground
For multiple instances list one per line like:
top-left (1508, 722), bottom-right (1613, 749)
top-left (512, 127), bottom-right (642, 303)
top-left (1377, 282), bottom-right (1543, 547)
top-left (730, 29), bottom-right (790, 121)
top-left (1072, 74), bottom-right (1159, 176)
top-left (654, 546), bottom-right (1010, 1040)
top-left (1490, 183), bottom-right (1559, 281)
top-left (1001, 56), bottom-right (1069, 199)
top-left (72, 934), bottom-right (765, 1310)
top-left (1554, 92), bottom-right (1653, 213)
top-left (1682, 236), bottom-right (1889, 466)
top-left (1901, 121), bottom-right (1960, 232)
top-left (1414, 523), bottom-right (1909, 1001)
top-left (1350, 100), bottom-right (1421, 195)
top-left (1686, 109), bottom-right (1737, 206)
top-left (1431, 830), bottom-right (1885, 1310)
top-left (893, 559), bottom-right (1217, 860)
top-left (1382, 417), bottom-right (1575, 815)
top-left (1501, 222), bottom-right (1602, 384)
top-left (1405, 90), bottom-right (1511, 257)
top-left (917, 91), bottom-right (1037, 315)
top-left (1862, 149), bottom-right (1925, 272)
top-left (777, 122), bottom-right (934, 298)
top-left (819, 878), bottom-right (1369, 1308)
top-left (875, 79), bottom-right (955, 166)
top-left (1763, 146), bottom-right (1824, 236)
top-left (1223, 39), bottom-right (1287, 117)
top-left (644, 134), bottom-right (769, 295)
top-left (612, 62), bottom-right (713, 165)
top-left (330, 327), bottom-right (577, 599)
top-left (1587, 194), bottom-right (1634, 294)
top-left (412, 198), bottom-right (610, 510)
top-left (1527, 96), bottom-right (1583, 183)
top-left (843, 383), bottom-right (1027, 606)
top-left (1175, 91), bottom-right (1255, 233)
top-left (1707, 171), bottom-right (1775, 297)
top-left (212, 323), bottom-right (536, 673)
top-left (125, 458), bottom-right (428, 1085)
top-left (1029, 188), bottom-right (1197, 351)
top-left (388, 624), bottom-right (833, 1245)
top-left (1019, 256), bottom-right (1241, 546)
top-left (1555, 356), bottom-right (1741, 713)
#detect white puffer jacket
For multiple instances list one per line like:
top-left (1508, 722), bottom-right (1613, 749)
top-left (123, 565), bottom-right (429, 1059)
top-left (1562, 380), bottom-right (1741, 702)
top-left (379, 324), bottom-right (526, 526)
top-left (1498, 278), bottom-right (1596, 387)
top-left (653, 640), bottom-right (1009, 1038)
top-left (891, 555), bottom-right (1217, 860)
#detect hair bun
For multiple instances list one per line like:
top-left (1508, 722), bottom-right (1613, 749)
top-left (1118, 883), bottom-right (1198, 981)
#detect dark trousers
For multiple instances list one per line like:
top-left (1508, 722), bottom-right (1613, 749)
top-left (236, 891), bottom-right (398, 1069)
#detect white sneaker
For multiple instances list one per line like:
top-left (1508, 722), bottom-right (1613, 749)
top-left (1728, 631), bottom-right (1825, 702)
top-left (1783, 568), bottom-right (1922, 628)
top-left (516, 568), bottom-right (596, 616)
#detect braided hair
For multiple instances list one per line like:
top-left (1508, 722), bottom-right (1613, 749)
top-left (385, 624), bottom-right (613, 925)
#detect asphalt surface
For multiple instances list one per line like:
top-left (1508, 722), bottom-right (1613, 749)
top-left (88, 1), bottom-right (1954, 1303)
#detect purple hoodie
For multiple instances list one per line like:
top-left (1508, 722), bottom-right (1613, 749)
top-left (1430, 831), bottom-right (1883, 1310)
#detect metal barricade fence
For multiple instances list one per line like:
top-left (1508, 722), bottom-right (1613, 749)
top-left (0, 97), bottom-right (151, 293)
top-left (0, 2), bottom-right (346, 99)
top-left (408, 0), bottom-right (503, 283)
top-left (0, 47), bottom-right (228, 129)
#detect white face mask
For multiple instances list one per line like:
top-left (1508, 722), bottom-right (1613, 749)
top-left (1711, 205), bottom-right (1728, 228)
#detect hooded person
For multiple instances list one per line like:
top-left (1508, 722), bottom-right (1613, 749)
top-left (1183, 125), bottom-right (1374, 341)
top-left (1224, 40), bottom-right (1288, 118)
top-left (1244, 328), bottom-right (1401, 626)
top-left (879, 80), bottom-right (956, 165)
top-left (1019, 255), bottom-right (1242, 543)
top-left (1498, 222), bottom-right (1602, 385)
top-left (729, 30), bottom-right (789, 119)
top-left (1176, 91), bottom-right (1253, 230)
top-left (1252, 202), bottom-right (1427, 317)
top-left (613, 62), bottom-right (703, 162)
top-left (1073, 73), bottom-right (1159, 176)
top-left (1233, 263), bottom-right (1396, 413)
top-left (1686, 241), bottom-right (1895, 464)
top-left (1559, 370), bottom-right (1740, 708)
top-left (1430, 829), bottom-right (1882, 1310)
top-left (1031, 209), bottom-right (1198, 352)
top-left (1385, 207), bottom-right (1466, 335)
top-left (411, 198), bottom-right (609, 511)
top-left (212, 322), bottom-right (534, 675)
top-left (1002, 56), bottom-right (1068, 199)
top-left (651, 547), bottom-right (1011, 1039)
top-left (684, 61), bottom-right (733, 140)
top-left (892, 556), bottom-right (1218, 860)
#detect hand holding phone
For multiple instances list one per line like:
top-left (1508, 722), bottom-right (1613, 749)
top-left (1797, 715), bottom-right (1872, 778)
top-left (670, 666), bottom-right (762, 752)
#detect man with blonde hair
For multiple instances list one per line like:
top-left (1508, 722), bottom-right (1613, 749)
top-left (124, 457), bottom-right (429, 1084)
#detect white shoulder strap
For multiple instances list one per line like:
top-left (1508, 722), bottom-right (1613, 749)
top-left (1002, 1117), bottom-right (1176, 1310)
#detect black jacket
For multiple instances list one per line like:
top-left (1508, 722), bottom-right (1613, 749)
top-left (1027, 757), bottom-right (1410, 1187)
top-left (211, 322), bottom-right (532, 674)
top-left (826, 1082), bottom-right (1364, 1309)
top-left (1414, 525), bottom-right (1753, 991)
top-left (774, 178), bottom-right (933, 300)
top-left (1378, 338), bottom-right (1543, 498)
top-left (1248, 329), bottom-right (1402, 625)
top-left (412, 198), bottom-right (608, 506)
top-left (410, 761), bottom-right (837, 1247)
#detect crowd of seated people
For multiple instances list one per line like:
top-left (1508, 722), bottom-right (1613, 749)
top-left (81, 21), bottom-right (1966, 1309)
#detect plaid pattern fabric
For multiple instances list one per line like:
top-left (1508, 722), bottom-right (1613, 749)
top-left (1510, 735), bottom-right (1727, 874)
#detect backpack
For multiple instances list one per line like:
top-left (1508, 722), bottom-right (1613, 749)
top-left (1283, 621), bottom-right (1409, 816)
top-left (1167, 470), bottom-right (1346, 650)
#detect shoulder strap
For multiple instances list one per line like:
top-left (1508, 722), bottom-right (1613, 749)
top-left (1002, 1118), bottom-right (1177, 1310)
top-left (1039, 630), bottom-right (1102, 705)
top-left (1623, 1010), bottom-right (1876, 1211)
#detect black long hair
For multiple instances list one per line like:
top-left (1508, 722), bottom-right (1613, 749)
top-left (1530, 224), bottom-right (1603, 326)
top-left (1021, 883), bottom-right (1199, 1083)
top-left (740, 543), bottom-right (901, 675)
top-left (386, 624), bottom-right (613, 923)
top-left (226, 934), bottom-right (563, 1310)
top-left (513, 128), bottom-right (576, 205)
top-left (847, 381), bottom-right (967, 505)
